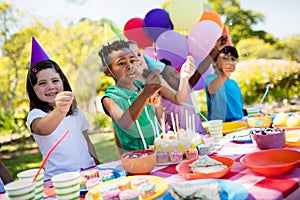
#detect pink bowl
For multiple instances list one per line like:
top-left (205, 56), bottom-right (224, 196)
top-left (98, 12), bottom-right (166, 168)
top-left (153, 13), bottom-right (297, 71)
top-left (251, 132), bottom-right (286, 150)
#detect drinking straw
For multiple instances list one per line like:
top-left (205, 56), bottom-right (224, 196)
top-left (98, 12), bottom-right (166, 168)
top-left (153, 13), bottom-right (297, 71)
top-left (259, 84), bottom-right (271, 109)
top-left (32, 130), bottom-right (70, 183)
top-left (185, 110), bottom-right (189, 129)
top-left (175, 113), bottom-right (179, 133)
top-left (192, 114), bottom-right (195, 132)
top-left (181, 102), bottom-right (209, 122)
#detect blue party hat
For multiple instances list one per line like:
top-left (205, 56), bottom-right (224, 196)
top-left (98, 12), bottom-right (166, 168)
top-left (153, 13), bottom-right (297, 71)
top-left (30, 36), bottom-right (50, 67)
top-left (143, 55), bottom-right (166, 73)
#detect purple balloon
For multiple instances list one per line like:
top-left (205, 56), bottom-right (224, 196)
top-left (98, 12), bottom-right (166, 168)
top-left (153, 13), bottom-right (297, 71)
top-left (143, 8), bottom-right (173, 42)
top-left (156, 30), bottom-right (189, 69)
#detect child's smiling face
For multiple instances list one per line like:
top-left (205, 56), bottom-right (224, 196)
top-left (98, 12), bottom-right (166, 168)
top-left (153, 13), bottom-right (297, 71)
top-left (33, 68), bottom-right (64, 106)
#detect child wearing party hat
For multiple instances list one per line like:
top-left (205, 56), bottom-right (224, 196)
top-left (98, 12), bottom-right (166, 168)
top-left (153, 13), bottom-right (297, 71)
top-left (26, 37), bottom-right (99, 182)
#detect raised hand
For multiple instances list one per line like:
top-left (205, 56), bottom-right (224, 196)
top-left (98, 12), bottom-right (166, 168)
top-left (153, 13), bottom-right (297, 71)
top-left (55, 91), bottom-right (74, 114)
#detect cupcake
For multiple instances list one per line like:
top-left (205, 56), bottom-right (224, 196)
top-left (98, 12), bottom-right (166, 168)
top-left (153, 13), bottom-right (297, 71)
top-left (138, 182), bottom-right (156, 199)
top-left (156, 152), bottom-right (169, 163)
top-left (169, 152), bottom-right (183, 163)
top-left (119, 189), bottom-right (140, 200)
top-left (131, 176), bottom-right (149, 189)
top-left (185, 148), bottom-right (198, 160)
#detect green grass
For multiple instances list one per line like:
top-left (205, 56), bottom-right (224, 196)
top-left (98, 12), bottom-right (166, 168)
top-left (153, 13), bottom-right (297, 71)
top-left (1, 132), bottom-right (119, 179)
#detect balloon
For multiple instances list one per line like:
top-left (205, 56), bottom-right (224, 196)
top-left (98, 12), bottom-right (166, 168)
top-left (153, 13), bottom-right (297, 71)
top-left (124, 18), bottom-right (153, 49)
top-left (142, 46), bottom-right (156, 58)
top-left (188, 20), bottom-right (222, 58)
top-left (143, 8), bottom-right (173, 42)
top-left (222, 26), bottom-right (233, 46)
top-left (169, 0), bottom-right (204, 30)
top-left (192, 61), bottom-right (214, 90)
top-left (156, 30), bottom-right (189, 69)
top-left (199, 10), bottom-right (223, 29)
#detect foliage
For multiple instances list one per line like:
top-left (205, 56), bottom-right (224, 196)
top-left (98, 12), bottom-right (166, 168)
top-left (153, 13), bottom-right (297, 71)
top-left (207, 0), bottom-right (278, 45)
top-left (233, 59), bottom-right (300, 104)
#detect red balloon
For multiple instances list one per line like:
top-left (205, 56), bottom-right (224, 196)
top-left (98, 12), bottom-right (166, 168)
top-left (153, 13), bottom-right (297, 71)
top-left (124, 18), bottom-right (153, 49)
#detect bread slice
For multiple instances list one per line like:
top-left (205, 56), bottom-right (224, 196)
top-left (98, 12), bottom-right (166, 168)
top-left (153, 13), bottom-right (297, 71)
top-left (169, 182), bottom-right (220, 200)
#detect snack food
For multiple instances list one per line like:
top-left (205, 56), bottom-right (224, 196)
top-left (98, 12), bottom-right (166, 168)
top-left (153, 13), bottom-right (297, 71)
top-left (185, 148), bottom-right (198, 160)
top-left (138, 182), bottom-right (156, 199)
top-left (189, 155), bottom-right (227, 173)
top-left (156, 152), bottom-right (169, 163)
top-left (131, 176), bottom-right (149, 189)
top-left (169, 182), bottom-right (220, 200)
top-left (119, 189), bottom-right (140, 200)
top-left (169, 152), bottom-right (183, 163)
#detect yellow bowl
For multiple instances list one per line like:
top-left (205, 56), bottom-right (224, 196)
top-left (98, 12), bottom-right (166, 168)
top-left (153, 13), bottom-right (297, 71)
top-left (247, 114), bottom-right (272, 128)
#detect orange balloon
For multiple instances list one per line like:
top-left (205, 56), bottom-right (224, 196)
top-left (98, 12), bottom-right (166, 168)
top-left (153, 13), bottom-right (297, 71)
top-left (199, 10), bottom-right (223, 29)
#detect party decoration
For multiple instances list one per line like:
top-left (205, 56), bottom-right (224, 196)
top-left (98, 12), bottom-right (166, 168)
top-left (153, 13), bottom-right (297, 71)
top-left (156, 30), bottom-right (189, 69)
top-left (169, 0), bottom-right (204, 30)
top-left (110, 21), bottom-right (128, 41)
top-left (124, 18), bottom-right (152, 49)
top-left (143, 8), bottom-right (173, 42)
top-left (222, 26), bottom-right (233, 46)
top-left (188, 20), bottom-right (222, 58)
top-left (142, 47), bottom-right (156, 58)
top-left (30, 36), bottom-right (50, 67)
top-left (143, 55), bottom-right (166, 73)
top-left (199, 10), bottom-right (223, 29)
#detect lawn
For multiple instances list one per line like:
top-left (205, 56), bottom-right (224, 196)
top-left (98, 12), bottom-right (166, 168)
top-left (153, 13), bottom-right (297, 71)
top-left (1, 132), bottom-right (119, 179)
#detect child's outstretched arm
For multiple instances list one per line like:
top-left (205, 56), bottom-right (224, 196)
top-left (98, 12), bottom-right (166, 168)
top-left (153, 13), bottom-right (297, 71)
top-left (83, 130), bottom-right (100, 164)
top-left (189, 35), bottom-right (227, 87)
top-left (30, 91), bottom-right (74, 135)
top-left (103, 70), bottom-right (162, 130)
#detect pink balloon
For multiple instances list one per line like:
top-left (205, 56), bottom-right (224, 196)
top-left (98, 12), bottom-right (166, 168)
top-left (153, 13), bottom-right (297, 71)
top-left (156, 30), bottom-right (189, 69)
top-left (142, 47), bottom-right (156, 58)
top-left (188, 20), bottom-right (222, 58)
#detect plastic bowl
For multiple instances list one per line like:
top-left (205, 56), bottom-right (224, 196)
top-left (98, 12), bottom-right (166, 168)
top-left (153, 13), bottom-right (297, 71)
top-left (176, 156), bottom-right (234, 180)
top-left (240, 149), bottom-right (300, 176)
top-left (251, 131), bottom-right (286, 150)
top-left (247, 114), bottom-right (272, 128)
top-left (121, 149), bottom-right (156, 175)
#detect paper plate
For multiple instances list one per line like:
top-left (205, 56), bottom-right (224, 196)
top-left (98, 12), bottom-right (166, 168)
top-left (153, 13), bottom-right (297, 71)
top-left (227, 129), bottom-right (252, 143)
top-left (159, 179), bottom-right (248, 200)
top-left (176, 156), bottom-right (234, 180)
top-left (85, 175), bottom-right (168, 200)
top-left (222, 122), bottom-right (248, 135)
top-left (80, 167), bottom-right (126, 195)
top-left (240, 149), bottom-right (300, 177)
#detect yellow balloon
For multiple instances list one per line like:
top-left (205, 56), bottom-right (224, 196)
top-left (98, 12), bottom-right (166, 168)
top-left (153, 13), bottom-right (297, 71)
top-left (169, 0), bottom-right (204, 30)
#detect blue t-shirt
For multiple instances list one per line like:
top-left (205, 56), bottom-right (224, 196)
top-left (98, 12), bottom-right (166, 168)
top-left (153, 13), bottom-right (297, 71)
top-left (205, 74), bottom-right (244, 122)
top-left (0, 178), bottom-right (5, 193)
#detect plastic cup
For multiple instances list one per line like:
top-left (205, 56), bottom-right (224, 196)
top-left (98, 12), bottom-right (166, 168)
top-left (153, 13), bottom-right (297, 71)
top-left (4, 179), bottom-right (35, 200)
top-left (17, 168), bottom-right (44, 200)
top-left (246, 107), bottom-right (260, 115)
top-left (208, 120), bottom-right (223, 138)
top-left (51, 172), bottom-right (80, 200)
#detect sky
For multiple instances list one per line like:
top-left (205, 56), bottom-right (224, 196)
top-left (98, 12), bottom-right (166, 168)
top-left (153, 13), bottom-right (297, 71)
top-left (5, 0), bottom-right (300, 39)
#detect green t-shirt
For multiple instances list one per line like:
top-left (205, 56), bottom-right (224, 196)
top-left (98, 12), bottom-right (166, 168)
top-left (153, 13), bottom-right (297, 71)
top-left (102, 80), bottom-right (160, 152)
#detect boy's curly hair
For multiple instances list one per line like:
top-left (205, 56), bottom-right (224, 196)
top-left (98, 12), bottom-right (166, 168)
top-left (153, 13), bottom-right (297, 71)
top-left (98, 40), bottom-right (129, 67)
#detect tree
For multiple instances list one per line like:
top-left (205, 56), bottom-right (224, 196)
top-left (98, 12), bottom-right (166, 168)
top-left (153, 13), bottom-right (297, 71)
top-left (207, 0), bottom-right (278, 45)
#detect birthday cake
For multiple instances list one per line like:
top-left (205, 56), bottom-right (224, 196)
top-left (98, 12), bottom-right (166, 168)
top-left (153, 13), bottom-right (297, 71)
top-left (154, 128), bottom-right (202, 160)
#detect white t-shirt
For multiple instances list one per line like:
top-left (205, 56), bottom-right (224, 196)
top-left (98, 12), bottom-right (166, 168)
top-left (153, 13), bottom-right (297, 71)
top-left (27, 108), bottom-right (95, 180)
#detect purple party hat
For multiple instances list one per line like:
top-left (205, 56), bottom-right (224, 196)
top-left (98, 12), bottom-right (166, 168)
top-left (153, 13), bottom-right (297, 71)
top-left (30, 36), bottom-right (50, 67)
top-left (143, 55), bottom-right (166, 73)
